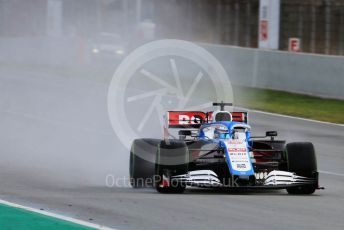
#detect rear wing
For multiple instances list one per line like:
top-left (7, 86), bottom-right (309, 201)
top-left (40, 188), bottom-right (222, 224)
top-left (166, 111), bottom-right (248, 128)
top-left (166, 111), bottom-right (207, 128)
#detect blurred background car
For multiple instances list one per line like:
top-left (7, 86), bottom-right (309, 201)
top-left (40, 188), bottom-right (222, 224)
top-left (88, 33), bottom-right (127, 62)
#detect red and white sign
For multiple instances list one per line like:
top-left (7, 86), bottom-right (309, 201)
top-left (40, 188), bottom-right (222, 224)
top-left (288, 38), bottom-right (301, 52)
top-left (258, 0), bottom-right (280, 49)
top-left (259, 20), bottom-right (268, 41)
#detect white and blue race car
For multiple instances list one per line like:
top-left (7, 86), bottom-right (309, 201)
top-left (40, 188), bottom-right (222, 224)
top-left (130, 102), bottom-right (321, 194)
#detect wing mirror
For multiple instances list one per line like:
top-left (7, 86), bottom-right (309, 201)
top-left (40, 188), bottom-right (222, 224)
top-left (249, 131), bottom-right (278, 140)
top-left (266, 131), bottom-right (277, 137)
top-left (266, 131), bottom-right (277, 140)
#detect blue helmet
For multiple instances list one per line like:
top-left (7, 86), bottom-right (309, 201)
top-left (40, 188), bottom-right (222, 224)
top-left (214, 126), bottom-right (230, 139)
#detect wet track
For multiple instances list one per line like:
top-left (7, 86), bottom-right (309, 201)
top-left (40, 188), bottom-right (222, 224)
top-left (0, 69), bottom-right (344, 230)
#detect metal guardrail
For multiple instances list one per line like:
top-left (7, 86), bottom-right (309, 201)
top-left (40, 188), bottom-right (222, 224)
top-left (202, 43), bottom-right (344, 100)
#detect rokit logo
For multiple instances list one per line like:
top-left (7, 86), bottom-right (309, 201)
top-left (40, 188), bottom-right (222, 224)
top-left (228, 148), bottom-right (247, 152)
top-left (167, 111), bottom-right (208, 128)
top-left (178, 114), bottom-right (203, 125)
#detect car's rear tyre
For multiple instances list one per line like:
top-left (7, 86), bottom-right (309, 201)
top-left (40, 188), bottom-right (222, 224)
top-left (130, 139), bottom-right (160, 188)
top-left (285, 142), bottom-right (317, 195)
top-left (155, 140), bottom-right (189, 193)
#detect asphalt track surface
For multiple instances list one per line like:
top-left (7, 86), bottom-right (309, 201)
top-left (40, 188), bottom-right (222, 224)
top-left (0, 69), bottom-right (344, 230)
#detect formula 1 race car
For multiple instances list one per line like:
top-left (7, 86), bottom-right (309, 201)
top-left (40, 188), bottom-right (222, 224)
top-left (129, 102), bottom-right (321, 194)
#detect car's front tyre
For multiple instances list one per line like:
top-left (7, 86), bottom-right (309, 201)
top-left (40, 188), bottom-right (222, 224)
top-left (285, 142), bottom-right (318, 195)
top-left (130, 139), bottom-right (160, 188)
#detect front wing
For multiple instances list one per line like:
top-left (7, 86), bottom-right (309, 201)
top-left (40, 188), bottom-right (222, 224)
top-left (171, 170), bottom-right (317, 189)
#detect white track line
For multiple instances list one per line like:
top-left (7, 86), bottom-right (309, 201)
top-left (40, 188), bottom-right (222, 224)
top-left (252, 109), bottom-right (344, 127)
top-left (235, 107), bottom-right (344, 127)
top-left (235, 107), bottom-right (344, 177)
top-left (252, 109), bottom-right (344, 177)
top-left (319, 170), bottom-right (344, 177)
top-left (0, 199), bottom-right (117, 230)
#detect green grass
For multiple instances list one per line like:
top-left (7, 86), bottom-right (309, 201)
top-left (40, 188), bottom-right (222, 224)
top-left (234, 86), bottom-right (344, 124)
top-left (0, 204), bottom-right (95, 230)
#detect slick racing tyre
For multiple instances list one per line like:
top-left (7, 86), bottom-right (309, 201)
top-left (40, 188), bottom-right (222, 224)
top-left (285, 142), bottom-right (317, 194)
top-left (130, 139), bottom-right (161, 188)
top-left (155, 140), bottom-right (189, 193)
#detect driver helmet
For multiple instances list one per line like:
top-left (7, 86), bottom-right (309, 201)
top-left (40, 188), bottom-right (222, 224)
top-left (214, 126), bottom-right (229, 139)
